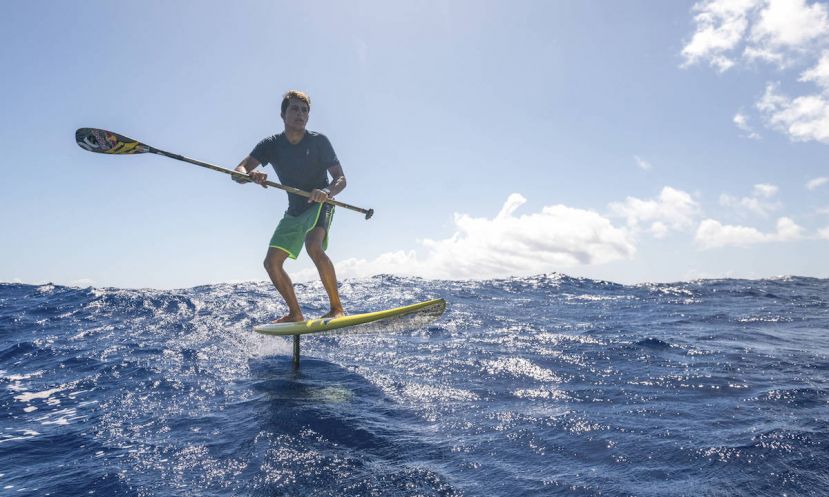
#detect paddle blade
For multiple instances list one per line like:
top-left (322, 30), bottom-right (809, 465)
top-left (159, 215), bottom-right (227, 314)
top-left (75, 128), bottom-right (150, 155)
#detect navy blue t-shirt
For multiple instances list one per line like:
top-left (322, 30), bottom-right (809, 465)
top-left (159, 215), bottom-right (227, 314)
top-left (250, 131), bottom-right (340, 216)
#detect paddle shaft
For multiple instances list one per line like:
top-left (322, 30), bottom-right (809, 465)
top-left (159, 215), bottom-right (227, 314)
top-left (149, 147), bottom-right (373, 219)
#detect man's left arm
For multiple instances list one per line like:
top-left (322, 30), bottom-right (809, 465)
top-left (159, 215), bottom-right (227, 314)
top-left (309, 164), bottom-right (346, 203)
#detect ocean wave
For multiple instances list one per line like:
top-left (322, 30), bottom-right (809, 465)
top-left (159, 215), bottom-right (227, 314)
top-left (1, 274), bottom-right (828, 496)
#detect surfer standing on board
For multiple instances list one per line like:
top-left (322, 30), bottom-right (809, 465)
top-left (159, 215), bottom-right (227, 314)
top-left (233, 90), bottom-right (346, 323)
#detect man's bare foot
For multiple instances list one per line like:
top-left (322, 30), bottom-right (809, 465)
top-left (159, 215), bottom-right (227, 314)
top-left (320, 309), bottom-right (345, 319)
top-left (271, 313), bottom-right (304, 324)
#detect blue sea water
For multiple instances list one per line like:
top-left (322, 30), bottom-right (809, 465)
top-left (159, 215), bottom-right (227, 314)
top-left (1, 274), bottom-right (828, 496)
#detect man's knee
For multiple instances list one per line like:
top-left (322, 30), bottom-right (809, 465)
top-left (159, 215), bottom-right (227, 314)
top-left (264, 249), bottom-right (288, 271)
top-left (305, 228), bottom-right (327, 260)
top-left (305, 242), bottom-right (326, 261)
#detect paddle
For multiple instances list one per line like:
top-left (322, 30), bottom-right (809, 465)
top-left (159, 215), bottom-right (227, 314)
top-left (75, 127), bottom-right (374, 220)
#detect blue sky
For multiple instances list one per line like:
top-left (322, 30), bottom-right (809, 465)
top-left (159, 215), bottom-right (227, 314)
top-left (1, 0), bottom-right (827, 288)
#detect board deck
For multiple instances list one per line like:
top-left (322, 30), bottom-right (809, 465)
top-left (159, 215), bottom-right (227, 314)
top-left (253, 298), bottom-right (446, 336)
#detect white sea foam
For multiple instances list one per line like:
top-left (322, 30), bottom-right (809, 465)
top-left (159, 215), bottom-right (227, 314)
top-left (0, 430), bottom-right (41, 445)
top-left (513, 388), bottom-right (570, 400)
top-left (35, 284), bottom-right (55, 294)
top-left (737, 315), bottom-right (790, 323)
top-left (483, 357), bottom-right (561, 383)
top-left (14, 385), bottom-right (68, 403)
top-left (564, 293), bottom-right (635, 302)
top-left (402, 382), bottom-right (479, 402)
top-left (536, 332), bottom-right (602, 346)
top-left (1, 370), bottom-right (44, 382)
top-left (36, 407), bottom-right (84, 426)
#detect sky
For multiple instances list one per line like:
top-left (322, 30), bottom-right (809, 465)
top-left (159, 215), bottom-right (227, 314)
top-left (1, 0), bottom-right (827, 289)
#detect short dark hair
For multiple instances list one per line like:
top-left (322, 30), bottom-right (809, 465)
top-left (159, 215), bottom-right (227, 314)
top-left (281, 90), bottom-right (311, 114)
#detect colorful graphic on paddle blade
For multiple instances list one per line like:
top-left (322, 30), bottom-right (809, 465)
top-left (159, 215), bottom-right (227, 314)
top-left (75, 128), bottom-right (150, 155)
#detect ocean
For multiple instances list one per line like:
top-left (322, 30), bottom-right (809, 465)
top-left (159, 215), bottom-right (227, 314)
top-left (1, 275), bottom-right (827, 496)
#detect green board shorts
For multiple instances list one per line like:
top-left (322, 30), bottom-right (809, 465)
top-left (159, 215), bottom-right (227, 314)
top-left (269, 202), bottom-right (335, 259)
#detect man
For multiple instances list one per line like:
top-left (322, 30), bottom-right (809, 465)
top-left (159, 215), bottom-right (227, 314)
top-left (233, 90), bottom-right (346, 323)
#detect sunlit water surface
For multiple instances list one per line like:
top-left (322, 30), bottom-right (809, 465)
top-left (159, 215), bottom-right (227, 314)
top-left (1, 275), bottom-right (828, 496)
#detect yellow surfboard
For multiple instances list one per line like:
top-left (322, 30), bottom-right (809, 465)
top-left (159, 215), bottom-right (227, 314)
top-left (253, 298), bottom-right (446, 336)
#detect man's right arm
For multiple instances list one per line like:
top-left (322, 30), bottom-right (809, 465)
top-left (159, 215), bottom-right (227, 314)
top-left (233, 156), bottom-right (268, 187)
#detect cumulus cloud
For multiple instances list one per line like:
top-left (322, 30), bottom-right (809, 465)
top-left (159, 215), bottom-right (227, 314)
top-left (681, 0), bottom-right (762, 72)
top-left (696, 220), bottom-right (766, 248)
top-left (634, 155), bottom-right (653, 171)
top-left (719, 183), bottom-right (782, 217)
top-left (297, 194), bottom-right (636, 281)
top-left (608, 186), bottom-right (701, 238)
top-left (753, 183), bottom-right (779, 197)
top-left (757, 82), bottom-right (829, 143)
top-left (683, 0), bottom-right (829, 143)
top-left (807, 176), bottom-right (829, 190)
top-left (746, 0), bottom-right (829, 63)
top-left (695, 216), bottom-right (804, 248)
top-left (801, 50), bottom-right (829, 89)
top-left (733, 111), bottom-right (762, 138)
top-left (684, 0), bottom-right (829, 68)
top-left (819, 226), bottom-right (829, 239)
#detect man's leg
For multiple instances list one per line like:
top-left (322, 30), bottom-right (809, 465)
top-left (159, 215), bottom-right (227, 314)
top-left (263, 247), bottom-right (304, 323)
top-left (305, 227), bottom-right (344, 319)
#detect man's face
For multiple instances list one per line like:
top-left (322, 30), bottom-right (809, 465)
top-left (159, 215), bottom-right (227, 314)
top-left (282, 98), bottom-right (309, 132)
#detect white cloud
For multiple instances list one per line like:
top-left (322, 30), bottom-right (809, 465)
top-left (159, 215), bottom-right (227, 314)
top-left (747, 0), bottom-right (829, 63)
top-left (800, 50), bottom-right (829, 89)
top-left (634, 155), bottom-right (653, 170)
top-left (695, 216), bottom-right (804, 248)
top-left (302, 194), bottom-right (636, 281)
top-left (719, 194), bottom-right (763, 215)
top-left (807, 176), bottom-right (829, 190)
top-left (314, 250), bottom-right (421, 280)
top-left (819, 226), bottom-right (829, 239)
top-left (753, 183), bottom-right (779, 197)
top-left (719, 183), bottom-right (782, 216)
top-left (696, 219), bottom-right (767, 247)
top-left (757, 82), bottom-right (829, 143)
top-left (775, 217), bottom-right (805, 240)
top-left (683, 0), bottom-right (829, 143)
top-left (681, 0), bottom-right (762, 71)
top-left (608, 186), bottom-right (701, 238)
top-left (733, 111), bottom-right (762, 138)
top-left (649, 221), bottom-right (669, 238)
top-left (683, 0), bottom-right (829, 68)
